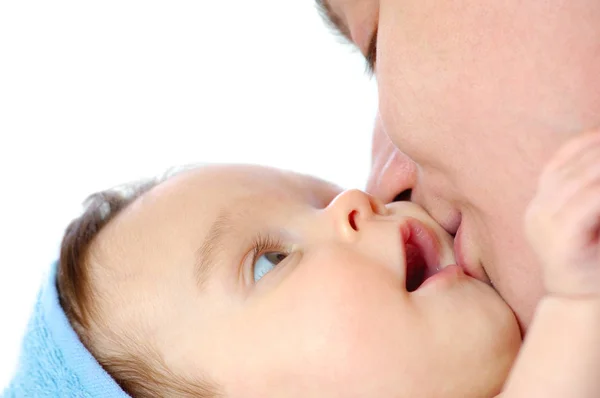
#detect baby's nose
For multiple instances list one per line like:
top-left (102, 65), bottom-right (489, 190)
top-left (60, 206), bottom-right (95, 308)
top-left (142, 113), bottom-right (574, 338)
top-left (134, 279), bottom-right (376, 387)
top-left (324, 189), bottom-right (387, 240)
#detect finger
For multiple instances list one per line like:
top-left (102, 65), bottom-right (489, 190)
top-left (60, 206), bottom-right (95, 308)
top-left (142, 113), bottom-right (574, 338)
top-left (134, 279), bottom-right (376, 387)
top-left (547, 144), bottom-right (600, 187)
top-left (551, 181), bottom-right (600, 255)
top-left (564, 183), bottom-right (600, 244)
top-left (542, 130), bottom-right (600, 178)
top-left (535, 145), bottom-right (600, 215)
top-left (525, 172), bottom-right (600, 259)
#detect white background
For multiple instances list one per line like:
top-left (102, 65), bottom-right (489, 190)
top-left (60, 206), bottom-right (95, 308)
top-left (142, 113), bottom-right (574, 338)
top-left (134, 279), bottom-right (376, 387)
top-left (0, 1), bottom-right (377, 388)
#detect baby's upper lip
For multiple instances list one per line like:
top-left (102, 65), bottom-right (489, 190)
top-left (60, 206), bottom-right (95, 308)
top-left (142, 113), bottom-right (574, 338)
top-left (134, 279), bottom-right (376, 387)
top-left (399, 218), bottom-right (442, 289)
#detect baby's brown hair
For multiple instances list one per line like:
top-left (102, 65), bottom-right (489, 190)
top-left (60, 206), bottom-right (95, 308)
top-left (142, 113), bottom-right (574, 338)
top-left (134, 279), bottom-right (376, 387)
top-left (57, 175), bottom-right (221, 397)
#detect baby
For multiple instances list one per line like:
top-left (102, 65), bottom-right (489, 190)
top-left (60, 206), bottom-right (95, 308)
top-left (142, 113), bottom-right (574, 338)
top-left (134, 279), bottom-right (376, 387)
top-left (5, 133), bottom-right (600, 397)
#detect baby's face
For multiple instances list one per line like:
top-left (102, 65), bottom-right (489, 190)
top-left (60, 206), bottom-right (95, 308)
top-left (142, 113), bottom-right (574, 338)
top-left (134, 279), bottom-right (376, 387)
top-left (90, 165), bottom-right (520, 397)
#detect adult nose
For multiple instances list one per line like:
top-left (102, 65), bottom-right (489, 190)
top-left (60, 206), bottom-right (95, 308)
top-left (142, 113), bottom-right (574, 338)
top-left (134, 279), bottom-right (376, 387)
top-left (324, 189), bottom-right (386, 242)
top-left (366, 113), bottom-right (417, 203)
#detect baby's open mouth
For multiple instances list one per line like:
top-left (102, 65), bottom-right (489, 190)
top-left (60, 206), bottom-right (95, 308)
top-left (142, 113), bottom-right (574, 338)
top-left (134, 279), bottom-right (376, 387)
top-left (402, 219), bottom-right (441, 292)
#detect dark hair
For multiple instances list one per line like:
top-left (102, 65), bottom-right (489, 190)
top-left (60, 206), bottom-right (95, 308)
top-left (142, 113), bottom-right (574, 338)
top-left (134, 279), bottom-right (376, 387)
top-left (57, 176), bottom-right (221, 397)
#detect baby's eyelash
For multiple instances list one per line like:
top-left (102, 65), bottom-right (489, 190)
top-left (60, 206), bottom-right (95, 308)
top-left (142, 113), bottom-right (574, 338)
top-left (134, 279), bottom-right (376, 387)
top-left (251, 234), bottom-right (287, 261)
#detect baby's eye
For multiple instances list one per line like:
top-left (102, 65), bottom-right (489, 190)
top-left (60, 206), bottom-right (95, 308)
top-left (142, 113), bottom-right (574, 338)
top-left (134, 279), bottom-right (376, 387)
top-left (254, 251), bottom-right (288, 282)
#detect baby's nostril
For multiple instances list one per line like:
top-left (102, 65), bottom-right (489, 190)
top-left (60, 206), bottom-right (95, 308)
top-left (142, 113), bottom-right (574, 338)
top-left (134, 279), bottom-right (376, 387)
top-left (348, 210), bottom-right (359, 231)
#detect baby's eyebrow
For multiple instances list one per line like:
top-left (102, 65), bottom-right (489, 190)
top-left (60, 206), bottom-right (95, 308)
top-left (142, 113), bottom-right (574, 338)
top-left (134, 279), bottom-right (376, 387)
top-left (194, 208), bottom-right (233, 288)
top-left (315, 0), bottom-right (352, 42)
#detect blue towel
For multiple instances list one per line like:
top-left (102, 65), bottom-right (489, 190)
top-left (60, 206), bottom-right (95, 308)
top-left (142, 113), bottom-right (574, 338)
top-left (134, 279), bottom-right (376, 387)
top-left (2, 262), bottom-right (129, 397)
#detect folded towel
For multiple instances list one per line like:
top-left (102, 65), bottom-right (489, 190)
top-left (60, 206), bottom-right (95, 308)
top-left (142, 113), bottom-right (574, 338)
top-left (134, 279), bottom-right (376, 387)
top-left (2, 261), bottom-right (129, 397)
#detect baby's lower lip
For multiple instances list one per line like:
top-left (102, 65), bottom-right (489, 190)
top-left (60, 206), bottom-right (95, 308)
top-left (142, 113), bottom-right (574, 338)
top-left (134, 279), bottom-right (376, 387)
top-left (419, 264), bottom-right (464, 289)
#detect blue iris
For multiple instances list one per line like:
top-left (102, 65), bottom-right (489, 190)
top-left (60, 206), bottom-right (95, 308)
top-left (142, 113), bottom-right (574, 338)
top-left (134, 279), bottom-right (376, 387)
top-left (254, 251), bottom-right (288, 282)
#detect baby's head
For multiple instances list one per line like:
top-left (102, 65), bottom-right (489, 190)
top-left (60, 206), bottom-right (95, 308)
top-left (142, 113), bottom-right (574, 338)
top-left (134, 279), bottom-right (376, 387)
top-left (58, 164), bottom-right (521, 397)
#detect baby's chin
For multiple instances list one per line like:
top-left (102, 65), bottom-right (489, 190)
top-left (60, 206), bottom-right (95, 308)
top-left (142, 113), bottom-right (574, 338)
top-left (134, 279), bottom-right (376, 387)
top-left (411, 275), bottom-right (522, 391)
top-left (458, 299), bottom-right (522, 396)
top-left (459, 340), bottom-right (520, 398)
top-left (424, 336), bottom-right (519, 398)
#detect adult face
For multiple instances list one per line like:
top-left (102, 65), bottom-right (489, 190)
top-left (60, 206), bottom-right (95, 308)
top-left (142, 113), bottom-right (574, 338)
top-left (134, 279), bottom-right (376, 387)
top-left (320, 0), bottom-right (600, 328)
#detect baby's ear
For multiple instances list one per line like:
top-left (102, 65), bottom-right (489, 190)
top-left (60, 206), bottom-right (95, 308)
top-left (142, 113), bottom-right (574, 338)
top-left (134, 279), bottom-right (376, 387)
top-left (57, 179), bottom-right (158, 329)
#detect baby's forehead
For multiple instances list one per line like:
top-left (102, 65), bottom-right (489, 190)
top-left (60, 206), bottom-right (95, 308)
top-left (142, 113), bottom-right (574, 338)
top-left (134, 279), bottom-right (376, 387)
top-left (85, 164), bottom-right (341, 323)
top-left (92, 164), bottom-right (340, 270)
top-left (156, 164), bottom-right (341, 207)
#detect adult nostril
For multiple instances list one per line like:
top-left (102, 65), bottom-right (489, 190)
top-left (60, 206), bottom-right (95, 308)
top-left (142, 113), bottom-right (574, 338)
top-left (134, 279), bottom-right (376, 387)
top-left (393, 189), bottom-right (412, 202)
top-left (348, 210), bottom-right (359, 231)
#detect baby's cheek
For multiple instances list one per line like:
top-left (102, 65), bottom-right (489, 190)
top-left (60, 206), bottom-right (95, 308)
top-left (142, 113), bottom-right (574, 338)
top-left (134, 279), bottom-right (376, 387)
top-left (283, 250), bottom-right (416, 375)
top-left (212, 291), bottom-right (381, 395)
top-left (217, 247), bottom-right (418, 396)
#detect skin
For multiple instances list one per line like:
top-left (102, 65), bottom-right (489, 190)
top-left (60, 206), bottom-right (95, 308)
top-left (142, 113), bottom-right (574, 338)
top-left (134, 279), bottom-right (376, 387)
top-left (324, 0), bottom-right (600, 328)
top-left (503, 132), bottom-right (600, 397)
top-left (86, 165), bottom-right (520, 397)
